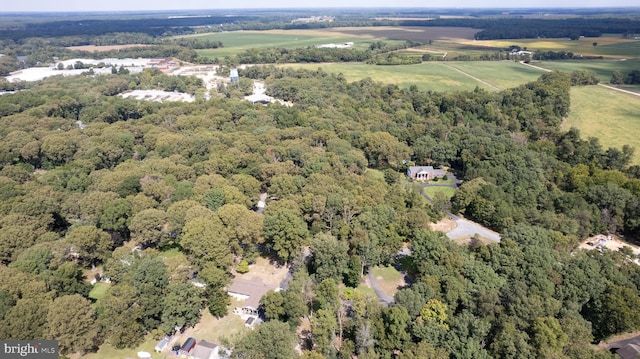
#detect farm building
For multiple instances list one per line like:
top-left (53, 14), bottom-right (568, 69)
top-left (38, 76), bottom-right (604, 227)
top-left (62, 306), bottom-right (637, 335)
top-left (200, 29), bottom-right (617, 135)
top-left (180, 337), bottom-right (197, 356)
top-left (407, 166), bottom-right (446, 181)
top-left (190, 340), bottom-right (220, 359)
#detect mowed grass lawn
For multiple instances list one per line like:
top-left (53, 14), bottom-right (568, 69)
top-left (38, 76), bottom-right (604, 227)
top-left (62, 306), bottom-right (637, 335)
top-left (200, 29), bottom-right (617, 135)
top-left (564, 85), bottom-right (640, 165)
top-left (279, 61), bottom-right (541, 92)
top-left (370, 266), bottom-right (405, 298)
top-left (423, 186), bottom-right (456, 200)
top-left (88, 282), bottom-right (109, 302)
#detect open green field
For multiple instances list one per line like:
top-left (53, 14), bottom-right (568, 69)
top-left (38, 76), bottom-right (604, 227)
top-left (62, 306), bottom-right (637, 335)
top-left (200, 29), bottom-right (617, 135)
top-left (279, 61), bottom-right (543, 92)
top-left (564, 86), bottom-right (640, 165)
top-left (460, 36), bottom-right (640, 59)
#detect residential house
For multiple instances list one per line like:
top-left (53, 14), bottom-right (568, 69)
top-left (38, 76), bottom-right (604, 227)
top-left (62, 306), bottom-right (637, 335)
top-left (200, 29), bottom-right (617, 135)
top-left (190, 340), bottom-right (220, 359)
top-left (227, 277), bottom-right (276, 317)
top-left (407, 166), bottom-right (446, 181)
top-left (606, 334), bottom-right (640, 359)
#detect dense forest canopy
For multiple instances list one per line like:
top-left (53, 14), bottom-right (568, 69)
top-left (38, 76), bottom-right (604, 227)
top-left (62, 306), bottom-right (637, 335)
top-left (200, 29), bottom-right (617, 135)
top-left (0, 58), bottom-right (639, 358)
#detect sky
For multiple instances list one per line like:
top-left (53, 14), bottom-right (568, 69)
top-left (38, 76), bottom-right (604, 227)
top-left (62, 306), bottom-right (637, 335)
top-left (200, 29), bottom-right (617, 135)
top-left (2, 0), bottom-right (639, 12)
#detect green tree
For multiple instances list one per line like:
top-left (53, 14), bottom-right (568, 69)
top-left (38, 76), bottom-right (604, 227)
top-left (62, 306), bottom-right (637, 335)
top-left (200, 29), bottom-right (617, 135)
top-left (264, 207), bottom-right (309, 263)
top-left (66, 225), bottom-right (112, 266)
top-left (180, 216), bottom-right (231, 269)
top-left (0, 296), bottom-right (50, 340)
top-left (0, 289), bottom-right (15, 320)
top-left (203, 187), bottom-right (226, 211)
top-left (311, 233), bottom-right (349, 284)
top-left (45, 294), bottom-right (98, 355)
top-left (359, 131), bottom-right (411, 168)
top-left (312, 308), bottom-right (338, 357)
top-left (97, 198), bottom-right (132, 236)
top-left (129, 208), bottom-right (169, 248)
top-left (232, 320), bottom-right (297, 359)
top-left (532, 316), bottom-right (569, 358)
top-left (217, 203), bottom-right (264, 262)
top-left (160, 282), bottom-right (205, 334)
top-left (419, 298), bottom-right (449, 330)
top-left (45, 262), bottom-right (91, 297)
top-left (205, 286), bottom-right (230, 318)
top-left (378, 306), bottom-right (411, 354)
top-left (98, 284), bottom-right (145, 349)
top-left (584, 284), bottom-right (640, 341)
top-left (131, 256), bottom-right (168, 330)
top-left (261, 290), bottom-right (285, 321)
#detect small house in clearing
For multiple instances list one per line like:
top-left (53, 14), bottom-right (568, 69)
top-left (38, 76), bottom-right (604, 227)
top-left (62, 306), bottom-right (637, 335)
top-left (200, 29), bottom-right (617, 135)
top-left (407, 166), bottom-right (446, 181)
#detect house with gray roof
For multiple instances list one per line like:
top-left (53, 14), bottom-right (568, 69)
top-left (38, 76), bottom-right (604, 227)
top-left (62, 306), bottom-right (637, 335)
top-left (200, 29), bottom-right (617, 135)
top-left (407, 166), bottom-right (446, 181)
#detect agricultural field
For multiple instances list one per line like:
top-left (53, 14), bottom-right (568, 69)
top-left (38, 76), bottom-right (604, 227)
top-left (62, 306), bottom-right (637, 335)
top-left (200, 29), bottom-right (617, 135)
top-left (458, 35), bottom-right (640, 59)
top-left (190, 26), bottom-right (479, 59)
top-left (444, 61), bottom-right (543, 89)
top-left (531, 59), bottom-right (640, 83)
top-left (563, 85), bottom-right (640, 166)
top-left (279, 60), bottom-right (543, 92)
top-left (190, 30), bottom-right (393, 59)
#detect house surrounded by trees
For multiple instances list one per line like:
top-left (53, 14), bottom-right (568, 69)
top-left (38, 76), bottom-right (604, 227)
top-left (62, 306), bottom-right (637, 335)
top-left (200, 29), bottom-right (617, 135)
top-left (407, 166), bottom-right (446, 181)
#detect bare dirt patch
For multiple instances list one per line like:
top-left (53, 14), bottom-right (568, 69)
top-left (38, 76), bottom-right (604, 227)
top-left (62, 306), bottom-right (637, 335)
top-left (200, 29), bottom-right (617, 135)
top-left (579, 234), bottom-right (640, 264)
top-left (430, 217), bottom-right (457, 233)
top-left (233, 256), bottom-right (288, 287)
top-left (67, 44), bottom-right (150, 52)
top-left (181, 307), bottom-right (248, 347)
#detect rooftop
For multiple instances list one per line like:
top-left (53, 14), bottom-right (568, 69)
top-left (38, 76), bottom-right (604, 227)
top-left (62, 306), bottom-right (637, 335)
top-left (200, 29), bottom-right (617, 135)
top-left (227, 276), bottom-right (276, 309)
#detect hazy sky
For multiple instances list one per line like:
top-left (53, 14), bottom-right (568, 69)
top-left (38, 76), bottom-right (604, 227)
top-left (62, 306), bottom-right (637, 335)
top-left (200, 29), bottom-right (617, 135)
top-left (3, 0), bottom-right (638, 12)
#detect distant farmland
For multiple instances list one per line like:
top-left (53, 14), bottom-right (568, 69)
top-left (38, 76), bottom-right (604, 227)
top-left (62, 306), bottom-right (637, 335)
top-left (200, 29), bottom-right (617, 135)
top-left (189, 26), bottom-right (480, 59)
top-left (458, 35), bottom-right (640, 59)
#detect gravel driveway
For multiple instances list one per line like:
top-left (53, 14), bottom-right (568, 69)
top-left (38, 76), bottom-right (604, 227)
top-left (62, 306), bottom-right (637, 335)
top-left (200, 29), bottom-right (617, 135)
top-left (446, 214), bottom-right (501, 242)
